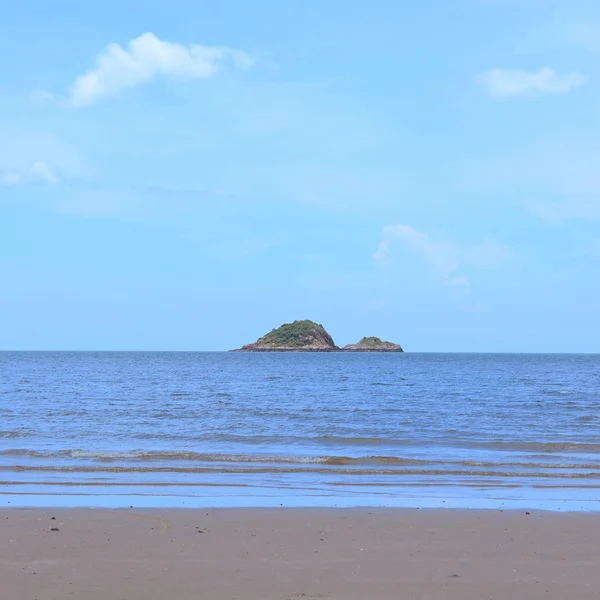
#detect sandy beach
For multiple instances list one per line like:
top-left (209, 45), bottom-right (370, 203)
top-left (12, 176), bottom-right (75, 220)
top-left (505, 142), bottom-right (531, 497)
top-left (2, 508), bottom-right (599, 599)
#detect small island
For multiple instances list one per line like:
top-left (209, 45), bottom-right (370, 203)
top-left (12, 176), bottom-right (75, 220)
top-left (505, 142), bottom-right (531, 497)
top-left (232, 321), bottom-right (403, 352)
top-left (342, 336), bottom-right (403, 352)
top-left (233, 320), bottom-right (340, 352)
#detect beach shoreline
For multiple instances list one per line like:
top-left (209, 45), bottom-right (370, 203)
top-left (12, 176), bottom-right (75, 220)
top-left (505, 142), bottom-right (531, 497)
top-left (2, 507), bottom-right (600, 599)
top-left (2, 482), bottom-right (600, 512)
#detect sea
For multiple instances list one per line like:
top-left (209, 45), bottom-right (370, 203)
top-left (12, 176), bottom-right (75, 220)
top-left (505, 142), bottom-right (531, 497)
top-left (1, 352), bottom-right (600, 511)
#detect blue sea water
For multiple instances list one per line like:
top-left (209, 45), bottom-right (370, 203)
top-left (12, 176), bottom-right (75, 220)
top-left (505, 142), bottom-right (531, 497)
top-left (1, 352), bottom-right (600, 510)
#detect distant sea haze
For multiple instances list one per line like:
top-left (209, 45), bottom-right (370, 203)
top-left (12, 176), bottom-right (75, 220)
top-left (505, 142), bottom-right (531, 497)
top-left (1, 352), bottom-right (600, 510)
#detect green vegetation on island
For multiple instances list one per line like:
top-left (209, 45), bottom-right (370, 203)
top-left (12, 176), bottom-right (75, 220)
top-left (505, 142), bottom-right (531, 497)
top-left (232, 321), bottom-right (403, 352)
top-left (342, 336), bottom-right (403, 352)
top-left (234, 320), bottom-right (339, 352)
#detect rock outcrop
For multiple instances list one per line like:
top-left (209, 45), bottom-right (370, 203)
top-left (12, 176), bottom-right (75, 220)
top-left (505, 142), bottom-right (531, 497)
top-left (233, 320), bottom-right (340, 352)
top-left (342, 336), bottom-right (403, 352)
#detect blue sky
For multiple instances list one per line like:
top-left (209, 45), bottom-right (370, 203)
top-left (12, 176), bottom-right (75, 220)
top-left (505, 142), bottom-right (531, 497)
top-left (1, 0), bottom-right (599, 352)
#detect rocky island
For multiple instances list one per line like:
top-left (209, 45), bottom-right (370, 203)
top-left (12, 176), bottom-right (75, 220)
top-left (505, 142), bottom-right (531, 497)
top-left (232, 321), bottom-right (403, 352)
top-left (233, 320), bottom-right (340, 352)
top-left (342, 336), bottom-right (403, 352)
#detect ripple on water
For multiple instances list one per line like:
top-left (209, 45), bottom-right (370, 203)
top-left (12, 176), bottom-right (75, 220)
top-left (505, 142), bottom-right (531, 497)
top-left (1, 351), bottom-right (600, 505)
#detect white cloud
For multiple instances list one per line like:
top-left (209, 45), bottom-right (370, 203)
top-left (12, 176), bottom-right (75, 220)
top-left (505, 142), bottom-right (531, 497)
top-left (374, 224), bottom-right (511, 288)
top-left (0, 162), bottom-right (61, 186)
top-left (479, 67), bottom-right (586, 99)
top-left (66, 32), bottom-right (254, 107)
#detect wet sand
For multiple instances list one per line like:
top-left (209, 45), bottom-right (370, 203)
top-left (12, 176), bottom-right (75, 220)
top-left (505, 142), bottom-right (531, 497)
top-left (2, 508), bottom-right (599, 599)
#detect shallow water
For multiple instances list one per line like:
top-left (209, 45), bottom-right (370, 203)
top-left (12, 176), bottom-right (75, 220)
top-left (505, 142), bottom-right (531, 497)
top-left (1, 352), bottom-right (599, 510)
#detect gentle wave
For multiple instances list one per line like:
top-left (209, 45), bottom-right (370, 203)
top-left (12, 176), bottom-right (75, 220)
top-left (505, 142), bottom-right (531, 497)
top-left (34, 430), bottom-right (600, 452)
top-left (123, 434), bottom-right (423, 446)
top-left (315, 436), bottom-right (413, 446)
top-left (481, 442), bottom-right (600, 453)
top-left (0, 449), bottom-right (424, 466)
top-left (4, 464), bottom-right (600, 478)
top-left (201, 435), bottom-right (600, 452)
top-left (3, 449), bottom-right (600, 470)
top-left (0, 430), bottom-right (32, 439)
top-left (6, 438), bottom-right (600, 454)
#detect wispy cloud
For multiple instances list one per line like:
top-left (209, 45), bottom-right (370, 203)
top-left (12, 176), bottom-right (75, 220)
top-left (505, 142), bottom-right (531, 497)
top-left (529, 199), bottom-right (600, 222)
top-left (479, 67), bottom-right (586, 99)
top-left (374, 224), bottom-right (511, 288)
top-left (0, 162), bottom-right (61, 186)
top-left (61, 32), bottom-right (254, 107)
top-left (374, 225), bottom-right (467, 287)
top-left (587, 239), bottom-right (600, 258)
top-left (456, 142), bottom-right (600, 222)
top-left (43, 183), bottom-right (241, 223)
top-left (560, 20), bottom-right (600, 53)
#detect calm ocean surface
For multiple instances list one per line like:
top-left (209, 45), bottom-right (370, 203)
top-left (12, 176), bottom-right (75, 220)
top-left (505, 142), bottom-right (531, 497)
top-left (1, 352), bottom-right (600, 510)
